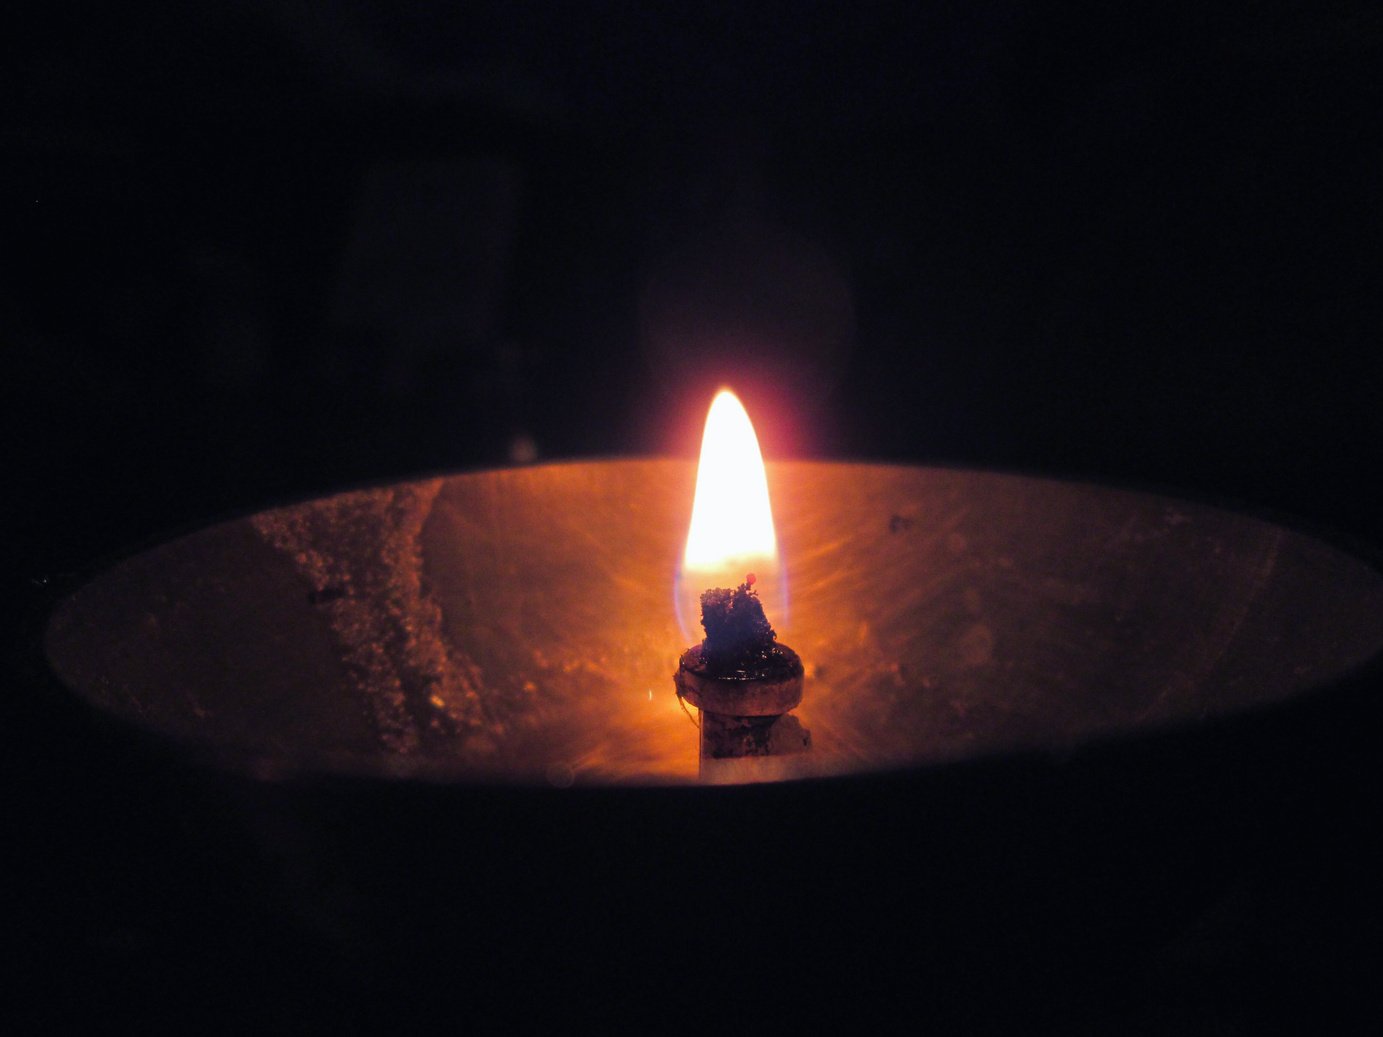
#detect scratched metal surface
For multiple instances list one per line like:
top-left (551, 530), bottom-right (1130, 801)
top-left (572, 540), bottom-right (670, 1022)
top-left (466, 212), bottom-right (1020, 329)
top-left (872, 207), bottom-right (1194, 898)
top-left (44, 461), bottom-right (1383, 785)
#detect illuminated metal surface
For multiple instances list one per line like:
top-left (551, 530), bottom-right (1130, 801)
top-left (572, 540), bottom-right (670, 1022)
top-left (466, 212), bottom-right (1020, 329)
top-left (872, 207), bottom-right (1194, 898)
top-left (45, 461), bottom-right (1383, 785)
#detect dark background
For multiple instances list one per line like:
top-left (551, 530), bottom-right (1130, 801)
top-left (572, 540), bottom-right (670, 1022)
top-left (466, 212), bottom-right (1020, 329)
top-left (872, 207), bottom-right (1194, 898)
top-left (4, 2), bottom-right (1382, 1030)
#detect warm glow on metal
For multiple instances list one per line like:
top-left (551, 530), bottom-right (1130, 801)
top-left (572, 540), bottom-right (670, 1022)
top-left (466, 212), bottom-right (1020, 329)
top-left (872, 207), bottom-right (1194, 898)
top-left (684, 390), bottom-right (778, 569)
top-left (676, 389), bottom-right (784, 640)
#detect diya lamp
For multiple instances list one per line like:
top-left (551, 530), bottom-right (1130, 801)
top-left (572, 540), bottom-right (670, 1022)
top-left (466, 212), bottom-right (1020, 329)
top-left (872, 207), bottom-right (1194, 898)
top-left (35, 385), bottom-right (1383, 1027)
top-left (41, 383), bottom-right (1383, 793)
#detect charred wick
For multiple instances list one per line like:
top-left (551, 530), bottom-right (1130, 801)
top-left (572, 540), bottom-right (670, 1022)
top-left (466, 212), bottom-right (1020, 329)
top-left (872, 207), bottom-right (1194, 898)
top-left (696, 577), bottom-right (800, 680)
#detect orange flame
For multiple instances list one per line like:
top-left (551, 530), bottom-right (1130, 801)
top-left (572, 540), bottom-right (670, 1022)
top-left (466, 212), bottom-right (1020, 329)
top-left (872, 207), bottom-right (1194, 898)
top-left (677, 389), bottom-right (784, 639)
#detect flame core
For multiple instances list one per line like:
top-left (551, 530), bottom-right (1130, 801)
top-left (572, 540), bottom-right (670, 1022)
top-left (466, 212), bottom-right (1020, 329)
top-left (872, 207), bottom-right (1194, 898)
top-left (676, 389), bottom-right (786, 641)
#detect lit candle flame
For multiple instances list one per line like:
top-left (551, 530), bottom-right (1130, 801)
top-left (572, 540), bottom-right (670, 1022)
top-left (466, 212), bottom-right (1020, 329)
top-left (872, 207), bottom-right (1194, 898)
top-left (676, 389), bottom-right (785, 640)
